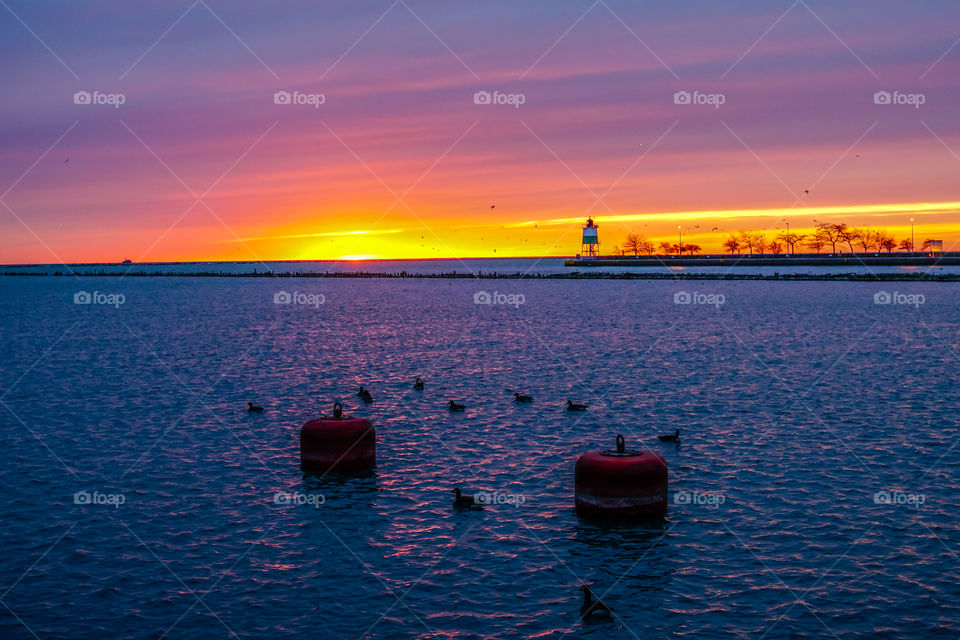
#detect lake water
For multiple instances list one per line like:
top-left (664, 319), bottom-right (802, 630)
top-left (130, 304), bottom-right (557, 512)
top-left (1, 273), bottom-right (958, 639)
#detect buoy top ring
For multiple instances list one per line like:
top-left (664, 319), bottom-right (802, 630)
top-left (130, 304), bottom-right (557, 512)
top-left (600, 434), bottom-right (643, 457)
top-left (331, 402), bottom-right (344, 419)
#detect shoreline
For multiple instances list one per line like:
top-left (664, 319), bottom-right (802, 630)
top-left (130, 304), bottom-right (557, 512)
top-left (566, 253), bottom-right (959, 268)
top-left (3, 270), bottom-right (958, 282)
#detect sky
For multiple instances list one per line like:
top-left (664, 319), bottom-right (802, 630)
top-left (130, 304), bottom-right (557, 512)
top-left (1, 0), bottom-right (959, 263)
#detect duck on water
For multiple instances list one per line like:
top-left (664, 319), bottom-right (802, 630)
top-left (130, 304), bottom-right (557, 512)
top-left (579, 584), bottom-right (613, 619)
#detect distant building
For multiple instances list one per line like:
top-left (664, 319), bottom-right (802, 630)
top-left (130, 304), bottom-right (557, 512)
top-left (928, 240), bottom-right (943, 253)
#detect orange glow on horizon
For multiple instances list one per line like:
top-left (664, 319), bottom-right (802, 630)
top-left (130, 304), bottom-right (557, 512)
top-left (194, 199), bottom-right (960, 263)
top-left (5, 199), bottom-right (960, 265)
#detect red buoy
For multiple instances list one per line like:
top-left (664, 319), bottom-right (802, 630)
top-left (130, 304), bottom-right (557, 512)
top-left (300, 403), bottom-right (376, 472)
top-left (575, 434), bottom-right (668, 517)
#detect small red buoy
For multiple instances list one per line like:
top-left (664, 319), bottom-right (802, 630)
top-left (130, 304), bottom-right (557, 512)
top-left (575, 434), bottom-right (668, 517)
top-left (300, 403), bottom-right (376, 472)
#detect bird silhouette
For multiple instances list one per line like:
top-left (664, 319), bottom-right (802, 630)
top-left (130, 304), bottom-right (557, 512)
top-left (452, 488), bottom-right (480, 508)
top-left (658, 429), bottom-right (680, 442)
top-left (579, 584), bottom-right (613, 619)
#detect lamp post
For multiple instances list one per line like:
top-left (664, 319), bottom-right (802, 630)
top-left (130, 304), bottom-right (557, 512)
top-left (677, 226), bottom-right (682, 256)
top-left (910, 217), bottom-right (915, 253)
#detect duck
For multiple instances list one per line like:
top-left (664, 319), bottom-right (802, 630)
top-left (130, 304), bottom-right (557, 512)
top-left (451, 488), bottom-right (480, 507)
top-left (247, 402), bottom-right (264, 413)
top-left (566, 400), bottom-right (588, 411)
top-left (579, 584), bottom-right (613, 619)
top-left (413, 377), bottom-right (424, 390)
top-left (357, 387), bottom-right (373, 403)
top-left (514, 392), bottom-right (533, 403)
top-left (448, 400), bottom-right (465, 412)
top-left (658, 429), bottom-right (680, 442)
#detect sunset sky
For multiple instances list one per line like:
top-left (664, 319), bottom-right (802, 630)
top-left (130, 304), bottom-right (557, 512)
top-left (1, 0), bottom-right (959, 263)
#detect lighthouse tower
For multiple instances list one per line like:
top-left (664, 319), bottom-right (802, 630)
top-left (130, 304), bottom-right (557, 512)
top-left (580, 218), bottom-right (599, 258)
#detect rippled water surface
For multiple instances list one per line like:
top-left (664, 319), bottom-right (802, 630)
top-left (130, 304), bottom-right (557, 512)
top-left (1, 275), bottom-right (959, 639)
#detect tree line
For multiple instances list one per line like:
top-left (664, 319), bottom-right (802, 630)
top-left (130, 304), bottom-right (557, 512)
top-left (619, 222), bottom-right (937, 256)
top-left (621, 235), bottom-right (702, 256)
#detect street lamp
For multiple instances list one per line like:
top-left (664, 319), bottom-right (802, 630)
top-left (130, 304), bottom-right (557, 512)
top-left (677, 226), bottom-right (682, 256)
top-left (910, 217), bottom-right (915, 253)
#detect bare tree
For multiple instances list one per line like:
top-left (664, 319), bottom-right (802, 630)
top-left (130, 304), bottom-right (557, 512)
top-left (813, 223), bottom-right (843, 252)
top-left (776, 232), bottom-right (804, 253)
top-left (683, 243), bottom-right (702, 255)
top-left (769, 241), bottom-right (783, 255)
top-left (898, 238), bottom-right (914, 252)
top-left (723, 235), bottom-right (741, 255)
top-left (754, 233), bottom-right (767, 255)
top-left (835, 224), bottom-right (856, 252)
top-left (878, 232), bottom-right (897, 252)
top-left (658, 241), bottom-right (673, 255)
top-left (850, 228), bottom-right (878, 252)
top-left (623, 233), bottom-right (643, 256)
top-left (805, 235), bottom-right (826, 253)
top-left (739, 231), bottom-right (757, 255)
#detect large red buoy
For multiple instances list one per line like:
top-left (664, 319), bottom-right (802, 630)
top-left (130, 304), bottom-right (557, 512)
top-left (300, 403), bottom-right (376, 472)
top-left (575, 434), bottom-right (668, 517)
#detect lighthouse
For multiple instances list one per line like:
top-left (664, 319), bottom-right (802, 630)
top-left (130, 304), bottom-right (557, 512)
top-left (580, 218), bottom-right (599, 258)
